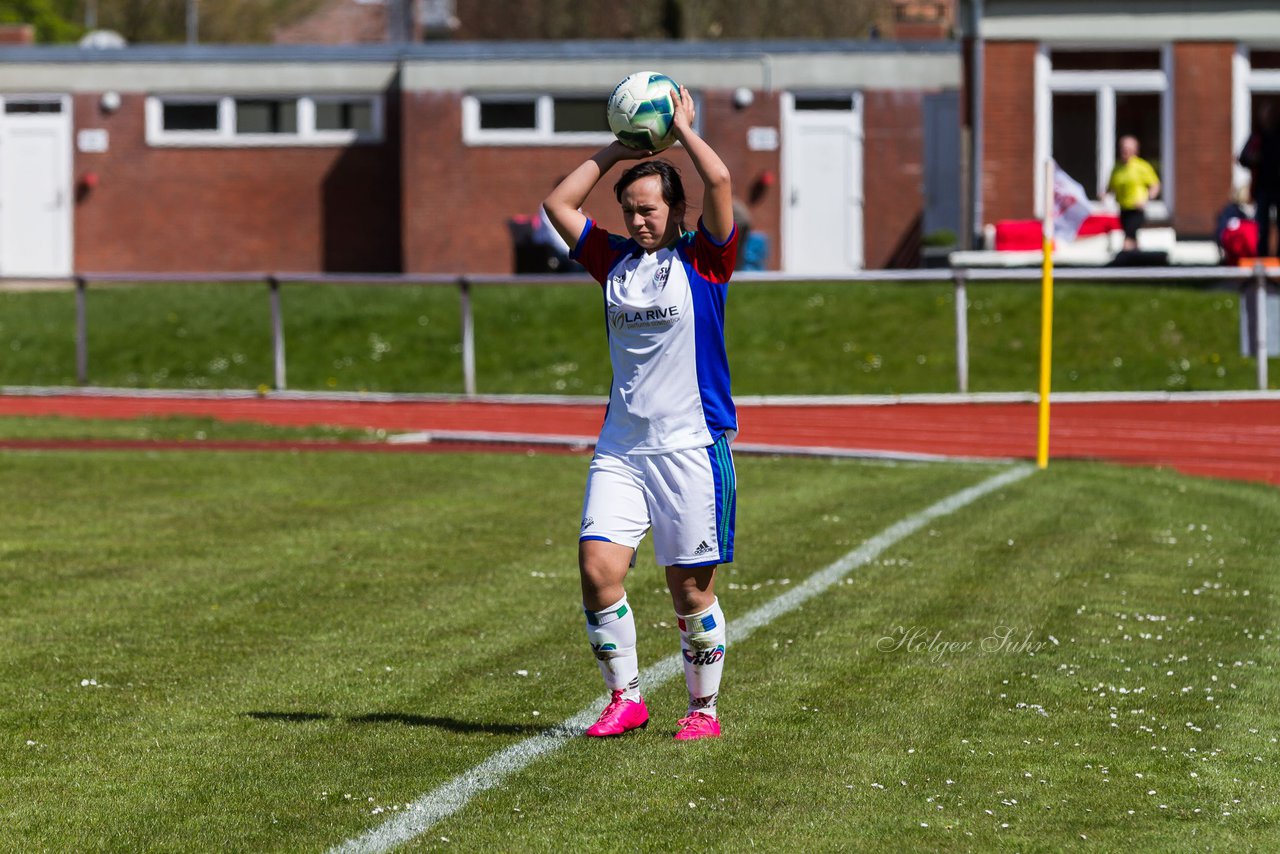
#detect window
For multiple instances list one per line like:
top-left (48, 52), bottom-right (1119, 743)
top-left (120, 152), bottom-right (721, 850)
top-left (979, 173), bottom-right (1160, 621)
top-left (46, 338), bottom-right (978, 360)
top-left (235, 98), bottom-right (298, 135)
top-left (314, 98), bottom-right (375, 133)
top-left (1040, 48), bottom-right (1170, 216)
top-left (793, 96), bottom-right (858, 111)
top-left (1049, 50), bottom-right (1161, 71)
top-left (162, 101), bottom-right (218, 131)
top-left (1051, 93), bottom-right (1098, 197)
top-left (1116, 92), bottom-right (1162, 178)
top-left (146, 94), bottom-right (383, 146)
top-left (552, 97), bottom-right (609, 133)
top-left (1239, 47), bottom-right (1280, 190)
top-left (463, 92), bottom-right (683, 145)
top-left (4, 98), bottom-right (64, 114)
top-left (477, 98), bottom-right (538, 131)
top-left (1251, 50), bottom-right (1280, 71)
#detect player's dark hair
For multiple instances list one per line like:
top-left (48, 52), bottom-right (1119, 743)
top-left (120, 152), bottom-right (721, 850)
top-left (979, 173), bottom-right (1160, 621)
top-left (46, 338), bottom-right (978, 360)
top-left (614, 159), bottom-right (686, 210)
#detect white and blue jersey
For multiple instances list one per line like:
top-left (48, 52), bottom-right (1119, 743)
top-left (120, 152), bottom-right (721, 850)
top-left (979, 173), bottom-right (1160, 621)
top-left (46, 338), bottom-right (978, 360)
top-left (571, 217), bottom-right (739, 455)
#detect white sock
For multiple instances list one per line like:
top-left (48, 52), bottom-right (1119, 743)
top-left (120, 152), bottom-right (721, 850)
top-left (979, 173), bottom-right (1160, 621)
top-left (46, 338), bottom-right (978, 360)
top-left (677, 598), bottom-right (726, 717)
top-left (584, 594), bottom-right (640, 701)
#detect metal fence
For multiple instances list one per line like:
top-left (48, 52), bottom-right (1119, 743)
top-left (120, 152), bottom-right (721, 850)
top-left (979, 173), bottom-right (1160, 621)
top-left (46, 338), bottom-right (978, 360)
top-left (29, 261), bottom-right (1280, 395)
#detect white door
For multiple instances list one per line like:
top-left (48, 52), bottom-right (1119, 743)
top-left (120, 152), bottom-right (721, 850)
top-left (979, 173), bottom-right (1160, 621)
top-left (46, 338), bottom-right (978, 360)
top-left (782, 93), bottom-right (864, 273)
top-left (0, 97), bottom-right (73, 277)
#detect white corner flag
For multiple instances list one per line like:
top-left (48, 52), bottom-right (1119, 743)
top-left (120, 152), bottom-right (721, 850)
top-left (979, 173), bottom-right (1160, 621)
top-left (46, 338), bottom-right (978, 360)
top-left (1051, 161), bottom-right (1092, 242)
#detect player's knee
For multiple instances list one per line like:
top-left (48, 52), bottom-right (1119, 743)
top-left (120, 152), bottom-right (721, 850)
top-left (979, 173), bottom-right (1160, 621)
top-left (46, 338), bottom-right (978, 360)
top-left (579, 544), bottom-right (630, 597)
top-left (579, 540), bottom-right (629, 571)
top-left (579, 564), bottom-right (620, 602)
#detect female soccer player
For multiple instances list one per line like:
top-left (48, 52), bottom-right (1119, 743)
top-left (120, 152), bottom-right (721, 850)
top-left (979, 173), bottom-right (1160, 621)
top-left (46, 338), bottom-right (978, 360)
top-left (542, 86), bottom-right (738, 741)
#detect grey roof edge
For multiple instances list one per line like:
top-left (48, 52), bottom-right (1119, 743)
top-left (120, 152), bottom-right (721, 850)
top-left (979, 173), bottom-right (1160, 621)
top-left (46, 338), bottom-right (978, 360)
top-left (0, 39), bottom-right (959, 64)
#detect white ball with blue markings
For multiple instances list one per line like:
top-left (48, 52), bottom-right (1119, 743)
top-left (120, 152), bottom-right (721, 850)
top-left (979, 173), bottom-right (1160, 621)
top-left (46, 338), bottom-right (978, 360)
top-left (606, 71), bottom-right (680, 152)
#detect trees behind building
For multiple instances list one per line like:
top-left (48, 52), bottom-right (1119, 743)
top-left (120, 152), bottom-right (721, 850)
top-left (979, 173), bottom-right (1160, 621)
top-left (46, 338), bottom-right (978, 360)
top-left (24, 0), bottom-right (917, 45)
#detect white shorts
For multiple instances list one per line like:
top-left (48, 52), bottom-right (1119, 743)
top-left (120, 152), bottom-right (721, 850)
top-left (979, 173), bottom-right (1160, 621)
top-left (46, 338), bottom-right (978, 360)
top-left (579, 435), bottom-right (736, 568)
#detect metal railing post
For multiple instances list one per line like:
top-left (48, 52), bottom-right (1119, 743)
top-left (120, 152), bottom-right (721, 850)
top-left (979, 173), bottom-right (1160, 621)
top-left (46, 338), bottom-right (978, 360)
top-left (459, 276), bottom-right (476, 397)
top-left (75, 276), bottom-right (88, 385)
top-left (1255, 261), bottom-right (1269, 391)
top-left (269, 275), bottom-right (286, 391)
top-left (952, 268), bottom-right (969, 393)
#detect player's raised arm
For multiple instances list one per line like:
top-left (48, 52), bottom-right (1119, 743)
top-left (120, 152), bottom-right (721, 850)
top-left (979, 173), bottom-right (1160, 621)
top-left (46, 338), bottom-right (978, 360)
top-left (543, 142), bottom-right (649, 251)
top-left (670, 86), bottom-right (733, 242)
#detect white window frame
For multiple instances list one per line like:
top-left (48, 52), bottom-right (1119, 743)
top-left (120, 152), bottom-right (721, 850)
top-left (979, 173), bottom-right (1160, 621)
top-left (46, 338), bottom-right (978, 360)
top-left (1035, 44), bottom-right (1173, 221)
top-left (462, 93), bottom-right (616, 146)
top-left (1235, 45), bottom-right (1280, 191)
top-left (146, 94), bottom-right (384, 147)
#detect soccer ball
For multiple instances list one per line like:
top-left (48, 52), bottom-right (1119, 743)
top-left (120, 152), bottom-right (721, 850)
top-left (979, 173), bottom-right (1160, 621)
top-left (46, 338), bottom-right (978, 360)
top-left (606, 71), bottom-right (680, 152)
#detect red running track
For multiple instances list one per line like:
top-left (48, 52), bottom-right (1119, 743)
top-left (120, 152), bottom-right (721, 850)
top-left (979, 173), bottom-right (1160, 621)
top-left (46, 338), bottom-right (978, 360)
top-left (1, 394), bottom-right (1278, 487)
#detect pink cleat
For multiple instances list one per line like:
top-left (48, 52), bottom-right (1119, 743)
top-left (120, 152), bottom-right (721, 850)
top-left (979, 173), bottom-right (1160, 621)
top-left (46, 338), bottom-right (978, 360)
top-left (585, 690), bottom-right (649, 737)
top-left (674, 712), bottom-right (721, 741)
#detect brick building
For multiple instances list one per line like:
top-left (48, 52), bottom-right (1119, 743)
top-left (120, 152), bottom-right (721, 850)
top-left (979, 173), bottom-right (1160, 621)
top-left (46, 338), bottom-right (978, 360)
top-left (960, 0), bottom-right (1280, 243)
top-left (0, 40), bottom-right (959, 276)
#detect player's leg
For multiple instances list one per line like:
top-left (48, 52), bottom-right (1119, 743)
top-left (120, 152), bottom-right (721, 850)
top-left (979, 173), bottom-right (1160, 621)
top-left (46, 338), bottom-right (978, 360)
top-left (647, 436), bottom-right (736, 740)
top-left (667, 563), bottom-right (726, 738)
top-left (1257, 190), bottom-right (1275, 257)
top-left (579, 452), bottom-right (650, 736)
top-left (1121, 208), bottom-right (1142, 251)
top-left (580, 538), bottom-right (641, 702)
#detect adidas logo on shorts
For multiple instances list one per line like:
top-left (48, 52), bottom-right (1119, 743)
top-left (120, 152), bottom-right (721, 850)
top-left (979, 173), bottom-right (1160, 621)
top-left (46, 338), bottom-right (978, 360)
top-left (693, 540), bottom-right (714, 556)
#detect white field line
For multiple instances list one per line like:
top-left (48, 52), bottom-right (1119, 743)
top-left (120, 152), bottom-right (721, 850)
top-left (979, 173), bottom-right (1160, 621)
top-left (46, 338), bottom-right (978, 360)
top-left (729, 442), bottom-right (1014, 464)
top-left (386, 429), bottom-right (1015, 464)
top-left (386, 430), bottom-right (593, 448)
top-left (327, 464), bottom-right (1036, 854)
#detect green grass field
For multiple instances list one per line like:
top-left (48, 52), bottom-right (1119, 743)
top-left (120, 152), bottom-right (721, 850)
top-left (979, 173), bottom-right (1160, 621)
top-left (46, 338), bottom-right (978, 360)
top-left (3, 430), bottom-right (1277, 851)
top-left (1, 279), bottom-right (1274, 395)
top-left (0, 414), bottom-right (378, 442)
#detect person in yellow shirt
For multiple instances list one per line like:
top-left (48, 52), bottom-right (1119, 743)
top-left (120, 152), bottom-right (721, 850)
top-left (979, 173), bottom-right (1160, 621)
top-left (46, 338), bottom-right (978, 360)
top-left (1106, 135), bottom-right (1161, 251)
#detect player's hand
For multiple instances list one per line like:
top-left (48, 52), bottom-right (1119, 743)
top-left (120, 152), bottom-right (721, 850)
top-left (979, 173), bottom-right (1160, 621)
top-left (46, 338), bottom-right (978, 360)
top-left (671, 85), bottom-right (696, 136)
top-left (602, 139), bottom-right (655, 162)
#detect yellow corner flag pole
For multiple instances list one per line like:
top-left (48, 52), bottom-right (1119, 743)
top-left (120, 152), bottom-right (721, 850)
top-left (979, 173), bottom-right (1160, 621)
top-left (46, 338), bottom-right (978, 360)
top-left (1037, 160), bottom-right (1055, 469)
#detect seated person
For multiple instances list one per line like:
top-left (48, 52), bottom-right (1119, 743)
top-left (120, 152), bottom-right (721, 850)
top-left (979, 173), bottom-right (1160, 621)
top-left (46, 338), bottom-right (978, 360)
top-left (732, 198), bottom-right (768, 271)
top-left (1216, 188), bottom-right (1258, 266)
top-left (531, 204), bottom-right (575, 270)
top-left (531, 178), bottom-right (583, 272)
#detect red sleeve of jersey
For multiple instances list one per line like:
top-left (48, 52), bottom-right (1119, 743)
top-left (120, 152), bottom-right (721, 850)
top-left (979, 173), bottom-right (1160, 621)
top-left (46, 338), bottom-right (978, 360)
top-left (570, 220), bottom-right (619, 285)
top-left (691, 217), bottom-right (739, 284)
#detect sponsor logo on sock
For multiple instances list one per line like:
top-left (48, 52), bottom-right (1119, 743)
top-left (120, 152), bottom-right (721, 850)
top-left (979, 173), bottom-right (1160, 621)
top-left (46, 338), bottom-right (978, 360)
top-left (692, 540), bottom-right (714, 557)
top-left (689, 693), bottom-right (717, 711)
top-left (682, 644), bottom-right (725, 666)
top-left (592, 642), bottom-right (618, 661)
